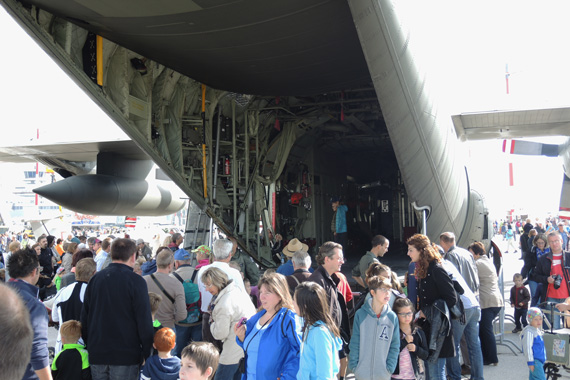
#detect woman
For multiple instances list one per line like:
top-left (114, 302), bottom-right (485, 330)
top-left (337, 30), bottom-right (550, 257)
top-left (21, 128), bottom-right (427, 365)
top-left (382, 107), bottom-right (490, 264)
top-left (61, 242), bottom-right (78, 274)
top-left (59, 249), bottom-right (94, 288)
top-left (407, 234), bottom-right (457, 380)
top-left (469, 241), bottom-right (503, 366)
top-left (202, 267), bottom-right (256, 380)
top-left (528, 234), bottom-right (550, 307)
top-left (234, 272), bottom-right (301, 380)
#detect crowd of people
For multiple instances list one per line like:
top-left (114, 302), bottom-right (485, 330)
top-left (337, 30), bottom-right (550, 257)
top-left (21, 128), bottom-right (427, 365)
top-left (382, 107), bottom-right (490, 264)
top-left (2, 214), bottom-right (569, 380)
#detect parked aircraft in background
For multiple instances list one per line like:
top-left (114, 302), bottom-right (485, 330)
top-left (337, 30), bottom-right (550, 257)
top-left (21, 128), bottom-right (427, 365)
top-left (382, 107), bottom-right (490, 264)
top-left (0, 0), bottom-right (494, 264)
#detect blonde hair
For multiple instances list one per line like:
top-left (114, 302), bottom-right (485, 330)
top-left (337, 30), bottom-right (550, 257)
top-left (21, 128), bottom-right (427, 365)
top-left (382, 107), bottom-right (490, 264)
top-left (148, 292), bottom-right (162, 315)
top-left (257, 272), bottom-right (294, 311)
top-left (60, 320), bottom-right (82, 343)
top-left (201, 267), bottom-right (230, 291)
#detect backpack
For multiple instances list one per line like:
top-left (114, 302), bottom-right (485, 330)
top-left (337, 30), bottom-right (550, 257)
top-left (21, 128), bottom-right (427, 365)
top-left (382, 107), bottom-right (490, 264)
top-left (172, 270), bottom-right (201, 324)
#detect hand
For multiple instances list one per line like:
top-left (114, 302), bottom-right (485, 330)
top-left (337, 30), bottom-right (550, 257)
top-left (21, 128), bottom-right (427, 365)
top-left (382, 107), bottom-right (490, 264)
top-left (234, 322), bottom-right (246, 342)
top-left (407, 343), bottom-right (416, 352)
top-left (519, 302), bottom-right (524, 307)
top-left (529, 365), bottom-right (535, 372)
top-left (548, 276), bottom-right (555, 284)
top-left (556, 303), bottom-right (570, 312)
top-left (275, 234), bottom-right (282, 241)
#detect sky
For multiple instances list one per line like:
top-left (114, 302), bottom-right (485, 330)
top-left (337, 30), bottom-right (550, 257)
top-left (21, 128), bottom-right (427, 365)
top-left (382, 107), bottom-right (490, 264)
top-left (0, 2), bottom-right (567, 221)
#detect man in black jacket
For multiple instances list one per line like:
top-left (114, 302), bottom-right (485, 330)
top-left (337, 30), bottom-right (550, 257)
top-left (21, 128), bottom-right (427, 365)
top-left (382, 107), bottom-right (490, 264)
top-left (81, 238), bottom-right (154, 380)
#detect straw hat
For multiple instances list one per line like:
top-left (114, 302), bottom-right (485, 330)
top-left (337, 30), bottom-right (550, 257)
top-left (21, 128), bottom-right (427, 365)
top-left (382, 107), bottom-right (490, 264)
top-left (282, 238), bottom-right (309, 257)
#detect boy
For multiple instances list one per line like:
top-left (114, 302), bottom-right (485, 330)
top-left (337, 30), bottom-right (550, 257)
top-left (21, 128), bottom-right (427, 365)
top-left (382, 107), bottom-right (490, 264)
top-left (54, 266), bottom-right (65, 291)
top-left (511, 273), bottom-right (531, 333)
top-left (51, 320), bottom-right (91, 380)
top-left (140, 327), bottom-right (181, 380)
top-left (521, 307), bottom-right (546, 380)
top-left (179, 342), bottom-right (220, 380)
top-left (349, 275), bottom-right (400, 379)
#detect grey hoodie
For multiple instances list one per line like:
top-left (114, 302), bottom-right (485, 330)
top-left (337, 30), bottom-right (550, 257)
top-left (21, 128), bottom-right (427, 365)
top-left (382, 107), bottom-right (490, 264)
top-left (349, 298), bottom-right (400, 380)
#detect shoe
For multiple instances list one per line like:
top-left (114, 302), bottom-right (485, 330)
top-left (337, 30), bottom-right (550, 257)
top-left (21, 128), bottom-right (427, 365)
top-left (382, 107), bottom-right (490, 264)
top-left (512, 328), bottom-right (522, 333)
top-left (461, 364), bottom-right (471, 376)
top-left (505, 251), bottom-right (509, 253)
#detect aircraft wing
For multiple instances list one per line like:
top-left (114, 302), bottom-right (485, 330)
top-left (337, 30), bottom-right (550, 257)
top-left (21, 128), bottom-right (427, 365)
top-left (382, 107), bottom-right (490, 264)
top-left (452, 107), bottom-right (570, 141)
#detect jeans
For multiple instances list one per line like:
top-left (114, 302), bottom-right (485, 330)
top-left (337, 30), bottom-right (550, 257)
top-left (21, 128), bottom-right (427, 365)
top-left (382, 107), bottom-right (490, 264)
top-left (480, 306), bottom-right (501, 364)
top-left (214, 363), bottom-right (241, 380)
top-left (530, 282), bottom-right (543, 307)
top-left (446, 306), bottom-right (484, 380)
top-left (407, 262), bottom-right (418, 309)
top-left (174, 323), bottom-right (203, 357)
top-left (91, 364), bottom-right (140, 380)
top-left (425, 357), bottom-right (446, 380)
top-left (514, 308), bottom-right (529, 329)
top-left (529, 360), bottom-right (545, 380)
top-left (546, 297), bottom-right (566, 329)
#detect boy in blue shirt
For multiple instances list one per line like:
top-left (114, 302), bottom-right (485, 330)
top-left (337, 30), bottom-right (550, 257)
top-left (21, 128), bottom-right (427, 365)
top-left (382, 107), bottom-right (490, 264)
top-left (141, 327), bottom-right (181, 380)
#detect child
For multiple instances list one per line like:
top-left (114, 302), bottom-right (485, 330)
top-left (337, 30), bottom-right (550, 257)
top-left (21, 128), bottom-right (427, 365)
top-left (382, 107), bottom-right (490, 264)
top-left (510, 273), bottom-right (530, 333)
top-left (141, 327), bottom-right (181, 380)
top-left (391, 297), bottom-right (428, 380)
top-left (180, 341), bottom-right (220, 380)
top-left (54, 266), bottom-right (66, 291)
top-left (294, 282), bottom-right (343, 380)
top-left (521, 308), bottom-right (546, 380)
top-left (51, 320), bottom-right (91, 380)
top-left (149, 292), bottom-right (164, 332)
top-left (349, 275), bottom-right (400, 380)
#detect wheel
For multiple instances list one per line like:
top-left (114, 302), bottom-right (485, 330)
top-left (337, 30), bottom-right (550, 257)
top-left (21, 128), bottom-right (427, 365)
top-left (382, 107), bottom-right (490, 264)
top-left (544, 362), bottom-right (561, 380)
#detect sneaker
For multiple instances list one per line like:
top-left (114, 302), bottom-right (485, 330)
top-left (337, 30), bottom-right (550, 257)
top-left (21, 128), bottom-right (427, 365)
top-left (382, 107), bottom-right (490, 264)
top-left (512, 328), bottom-right (522, 333)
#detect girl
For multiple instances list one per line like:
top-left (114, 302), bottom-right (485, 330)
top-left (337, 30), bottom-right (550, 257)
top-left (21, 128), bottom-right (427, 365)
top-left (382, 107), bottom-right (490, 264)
top-left (391, 298), bottom-right (428, 380)
top-left (294, 282), bottom-right (343, 380)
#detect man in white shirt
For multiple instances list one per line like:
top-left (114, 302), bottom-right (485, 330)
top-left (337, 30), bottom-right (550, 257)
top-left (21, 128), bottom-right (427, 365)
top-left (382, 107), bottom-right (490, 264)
top-left (197, 239), bottom-right (245, 348)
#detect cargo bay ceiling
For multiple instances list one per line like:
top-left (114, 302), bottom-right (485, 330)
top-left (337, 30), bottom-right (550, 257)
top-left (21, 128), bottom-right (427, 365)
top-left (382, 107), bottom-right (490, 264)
top-left (17, 0), bottom-right (371, 95)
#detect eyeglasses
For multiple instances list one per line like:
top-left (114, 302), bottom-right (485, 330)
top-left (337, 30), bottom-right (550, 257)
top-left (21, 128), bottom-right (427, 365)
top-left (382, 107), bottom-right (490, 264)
top-left (397, 312), bottom-right (414, 317)
top-left (376, 288), bottom-right (391, 294)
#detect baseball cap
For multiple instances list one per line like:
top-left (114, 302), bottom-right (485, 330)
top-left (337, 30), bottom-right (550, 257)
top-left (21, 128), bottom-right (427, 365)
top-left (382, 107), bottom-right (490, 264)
top-left (330, 196), bottom-right (340, 203)
top-left (191, 245), bottom-right (212, 257)
top-left (136, 238), bottom-right (145, 245)
top-left (174, 248), bottom-right (191, 261)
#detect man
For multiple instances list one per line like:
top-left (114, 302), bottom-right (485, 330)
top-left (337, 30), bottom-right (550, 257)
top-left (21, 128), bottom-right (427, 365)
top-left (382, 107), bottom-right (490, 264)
top-left (229, 236), bottom-right (260, 285)
top-left (144, 249), bottom-right (187, 329)
top-left (285, 250), bottom-right (312, 296)
top-left (521, 222), bottom-right (534, 260)
top-left (331, 197), bottom-right (348, 247)
top-left (439, 232), bottom-right (479, 295)
top-left (94, 238), bottom-right (112, 272)
top-left (7, 249), bottom-right (52, 380)
top-left (38, 235), bottom-right (53, 292)
top-left (558, 222), bottom-right (569, 250)
top-left (442, 260), bottom-right (485, 380)
top-left (172, 248), bottom-right (202, 357)
top-left (277, 238), bottom-right (309, 276)
top-left (81, 238), bottom-right (154, 380)
top-left (0, 284), bottom-right (34, 380)
top-left (534, 231), bottom-right (570, 329)
top-left (308, 242), bottom-right (350, 375)
top-left (197, 239), bottom-right (245, 349)
top-left (137, 238), bottom-right (153, 261)
top-left (169, 233), bottom-right (183, 251)
top-left (88, 237), bottom-right (102, 255)
top-left (351, 234), bottom-right (389, 288)
top-left (52, 258), bottom-right (97, 353)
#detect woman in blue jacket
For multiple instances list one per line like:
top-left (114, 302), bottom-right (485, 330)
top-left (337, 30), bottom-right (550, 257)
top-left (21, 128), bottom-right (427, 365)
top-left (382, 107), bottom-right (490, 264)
top-left (235, 272), bottom-right (301, 380)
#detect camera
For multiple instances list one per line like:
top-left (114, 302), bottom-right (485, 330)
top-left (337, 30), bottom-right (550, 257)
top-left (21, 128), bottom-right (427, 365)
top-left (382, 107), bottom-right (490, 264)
top-left (553, 274), bottom-right (563, 290)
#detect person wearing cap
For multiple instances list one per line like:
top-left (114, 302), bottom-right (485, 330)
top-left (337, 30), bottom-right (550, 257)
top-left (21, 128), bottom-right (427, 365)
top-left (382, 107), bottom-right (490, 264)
top-left (351, 234), bottom-right (390, 288)
top-left (172, 248), bottom-right (203, 357)
top-left (276, 238), bottom-right (310, 276)
top-left (228, 236), bottom-right (260, 286)
top-left (193, 245), bottom-right (212, 269)
top-left (137, 238), bottom-right (153, 261)
top-left (331, 196), bottom-right (348, 248)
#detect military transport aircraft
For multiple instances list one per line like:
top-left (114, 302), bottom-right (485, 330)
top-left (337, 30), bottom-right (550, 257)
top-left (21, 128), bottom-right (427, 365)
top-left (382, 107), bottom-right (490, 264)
top-left (0, 0), bottom-right (494, 265)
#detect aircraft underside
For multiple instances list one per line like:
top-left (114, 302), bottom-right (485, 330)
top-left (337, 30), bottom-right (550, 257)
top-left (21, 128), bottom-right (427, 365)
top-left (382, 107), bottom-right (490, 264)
top-left (0, 0), bottom-right (491, 264)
